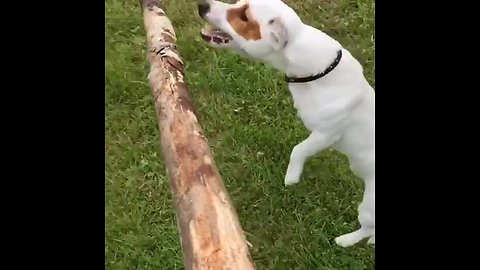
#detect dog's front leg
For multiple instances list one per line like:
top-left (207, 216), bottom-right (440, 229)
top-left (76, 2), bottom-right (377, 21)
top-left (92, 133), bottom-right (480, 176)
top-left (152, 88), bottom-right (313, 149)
top-left (285, 132), bottom-right (338, 186)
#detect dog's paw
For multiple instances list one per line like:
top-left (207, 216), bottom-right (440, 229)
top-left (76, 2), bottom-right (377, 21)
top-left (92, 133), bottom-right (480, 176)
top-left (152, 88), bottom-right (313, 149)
top-left (335, 229), bottom-right (374, 247)
top-left (284, 165), bottom-right (302, 186)
top-left (284, 172), bottom-right (300, 186)
top-left (335, 235), bottom-right (354, 247)
top-left (367, 235), bottom-right (375, 245)
top-left (335, 232), bottom-right (362, 247)
top-left (284, 178), bottom-right (298, 186)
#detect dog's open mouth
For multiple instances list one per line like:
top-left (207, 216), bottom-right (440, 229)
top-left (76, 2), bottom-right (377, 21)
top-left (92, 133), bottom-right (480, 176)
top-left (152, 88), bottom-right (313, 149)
top-left (200, 24), bottom-right (233, 45)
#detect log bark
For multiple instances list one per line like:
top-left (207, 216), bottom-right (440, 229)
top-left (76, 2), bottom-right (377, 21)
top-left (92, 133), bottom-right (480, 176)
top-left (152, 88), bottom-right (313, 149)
top-left (139, 1), bottom-right (255, 269)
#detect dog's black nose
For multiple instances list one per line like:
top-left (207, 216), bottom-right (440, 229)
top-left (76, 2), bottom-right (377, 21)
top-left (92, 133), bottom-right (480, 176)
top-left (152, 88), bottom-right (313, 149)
top-left (198, 2), bottom-right (210, 18)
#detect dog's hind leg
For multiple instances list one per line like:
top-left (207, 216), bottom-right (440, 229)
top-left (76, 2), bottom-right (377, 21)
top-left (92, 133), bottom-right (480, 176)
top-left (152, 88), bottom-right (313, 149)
top-left (335, 226), bottom-right (374, 247)
top-left (284, 132), bottom-right (339, 186)
top-left (367, 235), bottom-right (375, 245)
top-left (335, 178), bottom-right (375, 247)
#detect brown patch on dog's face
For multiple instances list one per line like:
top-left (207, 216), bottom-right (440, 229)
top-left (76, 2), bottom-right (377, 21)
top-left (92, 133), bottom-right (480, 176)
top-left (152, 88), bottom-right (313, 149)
top-left (226, 4), bottom-right (262, 41)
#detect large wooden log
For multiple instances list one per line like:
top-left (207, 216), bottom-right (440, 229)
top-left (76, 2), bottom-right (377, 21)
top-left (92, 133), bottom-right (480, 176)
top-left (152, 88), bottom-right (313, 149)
top-left (139, 1), bottom-right (255, 269)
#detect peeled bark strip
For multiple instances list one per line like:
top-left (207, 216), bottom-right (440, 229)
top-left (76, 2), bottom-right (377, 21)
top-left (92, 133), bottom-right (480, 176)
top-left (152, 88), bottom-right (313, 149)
top-left (139, 1), bottom-right (255, 269)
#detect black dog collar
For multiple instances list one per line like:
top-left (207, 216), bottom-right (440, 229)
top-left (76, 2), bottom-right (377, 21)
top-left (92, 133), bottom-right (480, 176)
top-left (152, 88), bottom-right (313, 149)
top-left (285, 49), bottom-right (343, 83)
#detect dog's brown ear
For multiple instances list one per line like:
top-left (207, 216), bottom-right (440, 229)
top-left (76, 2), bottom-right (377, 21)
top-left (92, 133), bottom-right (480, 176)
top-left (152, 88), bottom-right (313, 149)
top-left (268, 17), bottom-right (288, 50)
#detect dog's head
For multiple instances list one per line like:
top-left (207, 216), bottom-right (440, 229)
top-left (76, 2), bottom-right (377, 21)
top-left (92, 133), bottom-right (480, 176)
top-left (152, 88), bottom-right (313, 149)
top-left (198, 0), bottom-right (302, 60)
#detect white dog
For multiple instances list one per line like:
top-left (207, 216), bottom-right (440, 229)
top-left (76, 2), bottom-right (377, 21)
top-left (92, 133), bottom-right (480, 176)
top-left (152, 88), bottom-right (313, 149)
top-left (198, 0), bottom-right (375, 247)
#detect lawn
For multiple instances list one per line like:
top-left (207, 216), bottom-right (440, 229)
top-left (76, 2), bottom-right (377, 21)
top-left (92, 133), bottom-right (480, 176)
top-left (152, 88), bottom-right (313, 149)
top-left (105, 0), bottom-right (375, 269)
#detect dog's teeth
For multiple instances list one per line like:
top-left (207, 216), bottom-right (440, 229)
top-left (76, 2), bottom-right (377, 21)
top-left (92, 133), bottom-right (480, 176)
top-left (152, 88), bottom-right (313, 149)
top-left (212, 36), bottom-right (222, 44)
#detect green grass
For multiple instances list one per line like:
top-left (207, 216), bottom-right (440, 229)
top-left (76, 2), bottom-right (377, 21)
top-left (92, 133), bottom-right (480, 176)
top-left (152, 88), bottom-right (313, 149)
top-left (105, 0), bottom-right (375, 269)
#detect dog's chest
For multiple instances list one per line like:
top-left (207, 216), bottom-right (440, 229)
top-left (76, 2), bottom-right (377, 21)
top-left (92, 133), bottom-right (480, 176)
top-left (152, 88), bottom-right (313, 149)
top-left (288, 84), bottom-right (349, 131)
